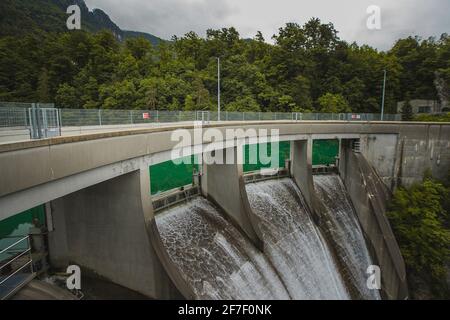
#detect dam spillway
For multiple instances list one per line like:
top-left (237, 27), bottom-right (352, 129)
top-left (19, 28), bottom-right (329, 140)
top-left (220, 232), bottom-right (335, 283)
top-left (153, 175), bottom-right (382, 300)
top-left (313, 174), bottom-right (381, 300)
top-left (153, 197), bottom-right (290, 300)
top-left (245, 178), bottom-right (350, 300)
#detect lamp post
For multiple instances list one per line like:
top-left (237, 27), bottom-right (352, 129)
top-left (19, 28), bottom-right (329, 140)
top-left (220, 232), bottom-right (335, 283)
top-left (217, 57), bottom-right (221, 121)
top-left (381, 69), bottom-right (387, 121)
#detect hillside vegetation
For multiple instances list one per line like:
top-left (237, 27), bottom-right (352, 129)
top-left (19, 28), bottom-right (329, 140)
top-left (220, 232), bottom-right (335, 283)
top-left (0, 1), bottom-right (449, 114)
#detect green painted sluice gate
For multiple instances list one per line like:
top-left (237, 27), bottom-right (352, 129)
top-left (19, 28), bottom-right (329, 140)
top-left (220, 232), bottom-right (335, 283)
top-left (149, 140), bottom-right (339, 194)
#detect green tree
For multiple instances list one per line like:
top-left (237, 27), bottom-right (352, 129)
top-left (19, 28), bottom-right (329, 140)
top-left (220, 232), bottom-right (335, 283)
top-left (184, 95), bottom-right (195, 111)
top-left (402, 96), bottom-right (414, 121)
top-left (317, 93), bottom-right (350, 113)
top-left (289, 75), bottom-right (313, 110)
top-left (36, 68), bottom-right (50, 103)
top-left (387, 175), bottom-right (450, 298)
top-left (55, 83), bottom-right (79, 108)
top-left (168, 97), bottom-right (180, 111)
top-left (226, 96), bottom-right (260, 112)
top-left (0, 8), bottom-right (448, 117)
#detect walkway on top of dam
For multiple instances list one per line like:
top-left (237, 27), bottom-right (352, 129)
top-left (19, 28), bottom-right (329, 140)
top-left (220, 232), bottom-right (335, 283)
top-left (0, 119), bottom-right (446, 152)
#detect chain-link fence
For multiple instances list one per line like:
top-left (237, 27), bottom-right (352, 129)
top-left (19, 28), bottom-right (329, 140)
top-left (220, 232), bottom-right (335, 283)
top-left (0, 108), bottom-right (29, 128)
top-left (58, 109), bottom-right (401, 125)
top-left (1, 105), bottom-right (402, 130)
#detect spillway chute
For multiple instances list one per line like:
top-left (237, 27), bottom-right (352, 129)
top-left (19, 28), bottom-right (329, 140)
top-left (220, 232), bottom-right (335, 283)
top-left (149, 197), bottom-right (290, 300)
top-left (245, 178), bottom-right (350, 300)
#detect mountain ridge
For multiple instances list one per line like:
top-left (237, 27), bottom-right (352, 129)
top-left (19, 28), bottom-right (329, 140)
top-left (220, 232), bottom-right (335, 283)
top-left (0, 0), bottom-right (164, 45)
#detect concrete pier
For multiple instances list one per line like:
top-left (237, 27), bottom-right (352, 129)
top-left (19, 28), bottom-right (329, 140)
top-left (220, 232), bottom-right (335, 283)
top-left (47, 169), bottom-right (179, 299)
top-left (201, 147), bottom-right (261, 246)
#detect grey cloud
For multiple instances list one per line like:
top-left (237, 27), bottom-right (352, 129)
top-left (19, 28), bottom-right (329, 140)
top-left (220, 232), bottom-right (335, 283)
top-left (85, 0), bottom-right (236, 39)
top-left (352, 0), bottom-right (450, 50)
top-left (85, 0), bottom-right (450, 50)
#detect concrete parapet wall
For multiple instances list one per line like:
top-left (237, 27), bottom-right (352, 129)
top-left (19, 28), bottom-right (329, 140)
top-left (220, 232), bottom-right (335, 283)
top-left (0, 128), bottom-right (30, 144)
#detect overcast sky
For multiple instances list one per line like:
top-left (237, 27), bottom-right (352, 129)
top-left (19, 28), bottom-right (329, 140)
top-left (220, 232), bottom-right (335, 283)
top-left (84, 0), bottom-right (450, 51)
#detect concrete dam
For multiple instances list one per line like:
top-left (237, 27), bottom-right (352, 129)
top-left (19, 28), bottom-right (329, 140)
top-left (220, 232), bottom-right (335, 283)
top-left (1, 121), bottom-right (449, 300)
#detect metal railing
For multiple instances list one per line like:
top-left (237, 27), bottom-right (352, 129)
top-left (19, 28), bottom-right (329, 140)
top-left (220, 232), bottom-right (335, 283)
top-left (57, 109), bottom-right (401, 126)
top-left (0, 105), bottom-right (403, 130)
top-left (0, 235), bottom-right (35, 300)
top-left (0, 107), bottom-right (29, 128)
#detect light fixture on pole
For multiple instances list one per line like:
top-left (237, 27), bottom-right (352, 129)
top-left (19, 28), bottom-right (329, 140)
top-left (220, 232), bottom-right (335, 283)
top-left (381, 70), bottom-right (386, 121)
top-left (217, 57), bottom-right (221, 121)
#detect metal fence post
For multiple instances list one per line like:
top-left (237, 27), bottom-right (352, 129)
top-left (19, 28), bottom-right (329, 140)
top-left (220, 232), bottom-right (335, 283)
top-left (23, 108), bottom-right (28, 127)
top-left (30, 103), bottom-right (42, 139)
top-left (57, 109), bottom-right (62, 136)
top-left (98, 109), bottom-right (102, 126)
top-left (58, 109), bottom-right (63, 128)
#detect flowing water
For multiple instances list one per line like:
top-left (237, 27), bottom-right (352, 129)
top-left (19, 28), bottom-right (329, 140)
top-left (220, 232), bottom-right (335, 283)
top-left (313, 174), bottom-right (381, 300)
top-left (245, 178), bottom-right (350, 300)
top-left (155, 197), bottom-right (290, 300)
top-left (156, 176), bottom-right (380, 300)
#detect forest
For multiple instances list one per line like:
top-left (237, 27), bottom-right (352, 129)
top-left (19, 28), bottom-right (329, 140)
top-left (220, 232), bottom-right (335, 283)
top-left (388, 171), bottom-right (450, 299)
top-left (0, 17), bottom-right (449, 114)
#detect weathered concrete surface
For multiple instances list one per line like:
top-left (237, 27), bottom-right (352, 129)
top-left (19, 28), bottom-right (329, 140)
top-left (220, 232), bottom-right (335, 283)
top-left (0, 123), bottom-right (195, 144)
top-left (0, 128), bottom-right (30, 144)
top-left (395, 125), bottom-right (450, 187)
top-left (11, 280), bottom-right (78, 300)
top-left (201, 147), bottom-right (261, 246)
top-left (0, 121), bottom-right (449, 221)
top-left (360, 125), bottom-right (450, 189)
top-left (361, 134), bottom-right (398, 189)
top-left (340, 141), bottom-right (408, 300)
top-left (47, 169), bottom-right (179, 299)
top-left (291, 140), bottom-right (315, 212)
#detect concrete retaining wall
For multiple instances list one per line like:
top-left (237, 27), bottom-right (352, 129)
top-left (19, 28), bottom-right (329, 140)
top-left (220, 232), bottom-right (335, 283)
top-left (340, 140), bottom-right (408, 299)
top-left (360, 125), bottom-right (450, 189)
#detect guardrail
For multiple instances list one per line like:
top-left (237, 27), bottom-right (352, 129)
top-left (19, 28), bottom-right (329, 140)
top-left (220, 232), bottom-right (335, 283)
top-left (0, 235), bottom-right (35, 300)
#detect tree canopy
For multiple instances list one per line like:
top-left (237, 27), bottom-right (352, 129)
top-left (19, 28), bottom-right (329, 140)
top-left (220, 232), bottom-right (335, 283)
top-left (388, 173), bottom-right (450, 299)
top-left (0, 17), bottom-right (449, 114)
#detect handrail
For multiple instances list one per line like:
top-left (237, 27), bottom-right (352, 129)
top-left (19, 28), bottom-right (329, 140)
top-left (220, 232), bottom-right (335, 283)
top-left (0, 248), bottom-right (31, 271)
top-left (0, 236), bottom-right (28, 255)
top-left (0, 235), bottom-right (34, 300)
top-left (0, 261), bottom-right (33, 287)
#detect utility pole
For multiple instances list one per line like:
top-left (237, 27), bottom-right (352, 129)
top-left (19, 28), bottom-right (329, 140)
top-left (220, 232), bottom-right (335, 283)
top-left (381, 69), bottom-right (387, 121)
top-left (217, 57), bottom-right (221, 121)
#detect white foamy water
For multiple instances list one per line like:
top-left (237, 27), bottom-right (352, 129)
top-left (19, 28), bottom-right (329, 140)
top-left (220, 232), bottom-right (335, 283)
top-left (156, 197), bottom-right (290, 300)
top-left (246, 178), bottom-right (350, 300)
top-left (314, 174), bottom-right (381, 300)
